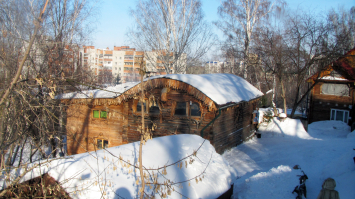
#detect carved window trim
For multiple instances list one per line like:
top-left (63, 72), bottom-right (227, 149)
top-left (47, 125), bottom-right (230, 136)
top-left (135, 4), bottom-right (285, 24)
top-left (190, 102), bottom-right (201, 117)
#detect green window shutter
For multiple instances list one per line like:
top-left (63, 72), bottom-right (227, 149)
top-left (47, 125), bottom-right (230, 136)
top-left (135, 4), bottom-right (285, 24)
top-left (93, 110), bottom-right (100, 118)
top-left (101, 111), bottom-right (107, 118)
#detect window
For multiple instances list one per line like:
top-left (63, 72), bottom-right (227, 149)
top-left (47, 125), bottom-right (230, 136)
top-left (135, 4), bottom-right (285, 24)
top-left (97, 139), bottom-right (108, 149)
top-left (93, 110), bottom-right (107, 119)
top-left (101, 111), bottom-right (107, 118)
top-left (191, 102), bottom-right (201, 116)
top-left (93, 110), bottom-right (100, 118)
top-left (175, 102), bottom-right (186, 116)
top-left (124, 55), bottom-right (134, 60)
top-left (330, 109), bottom-right (349, 123)
top-left (137, 102), bottom-right (146, 112)
top-left (321, 83), bottom-right (349, 96)
top-left (149, 100), bottom-right (160, 114)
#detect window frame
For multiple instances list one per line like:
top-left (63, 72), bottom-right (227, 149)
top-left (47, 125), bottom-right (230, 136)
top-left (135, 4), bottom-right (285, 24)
top-left (190, 102), bottom-right (201, 117)
top-left (321, 83), bottom-right (350, 97)
top-left (96, 138), bottom-right (108, 150)
top-left (136, 101), bottom-right (146, 113)
top-left (93, 110), bottom-right (108, 119)
top-left (330, 108), bottom-right (349, 123)
top-left (174, 102), bottom-right (187, 116)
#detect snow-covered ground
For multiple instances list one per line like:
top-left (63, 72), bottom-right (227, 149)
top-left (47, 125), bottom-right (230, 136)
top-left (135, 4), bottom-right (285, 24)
top-left (223, 118), bottom-right (355, 199)
top-left (2, 135), bottom-right (234, 199)
top-left (3, 113), bottom-right (355, 199)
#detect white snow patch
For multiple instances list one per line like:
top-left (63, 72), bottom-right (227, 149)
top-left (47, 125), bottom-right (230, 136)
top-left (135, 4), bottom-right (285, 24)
top-left (320, 76), bottom-right (348, 81)
top-left (2, 135), bottom-right (234, 199)
top-left (223, 118), bottom-right (355, 199)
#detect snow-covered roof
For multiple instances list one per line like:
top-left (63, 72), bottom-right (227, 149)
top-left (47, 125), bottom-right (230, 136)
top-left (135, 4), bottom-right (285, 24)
top-left (56, 74), bottom-right (263, 105)
top-left (320, 76), bottom-right (348, 81)
top-left (55, 81), bottom-right (138, 99)
top-left (4, 135), bottom-right (233, 199)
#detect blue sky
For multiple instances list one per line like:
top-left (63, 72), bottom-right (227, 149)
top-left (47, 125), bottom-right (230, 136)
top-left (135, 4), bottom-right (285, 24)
top-left (92, 0), bottom-right (354, 50)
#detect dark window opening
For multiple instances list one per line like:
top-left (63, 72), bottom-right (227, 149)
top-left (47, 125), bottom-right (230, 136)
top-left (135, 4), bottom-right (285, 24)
top-left (149, 106), bottom-right (160, 114)
top-left (191, 103), bottom-right (201, 116)
top-left (97, 139), bottom-right (108, 150)
top-left (149, 100), bottom-right (160, 114)
top-left (175, 102), bottom-right (186, 116)
top-left (137, 102), bottom-right (146, 112)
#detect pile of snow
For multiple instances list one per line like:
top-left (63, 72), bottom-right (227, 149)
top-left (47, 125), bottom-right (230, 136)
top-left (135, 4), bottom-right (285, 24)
top-left (56, 74), bottom-right (263, 105)
top-left (2, 135), bottom-right (234, 199)
top-left (223, 118), bottom-right (355, 199)
top-left (308, 120), bottom-right (351, 138)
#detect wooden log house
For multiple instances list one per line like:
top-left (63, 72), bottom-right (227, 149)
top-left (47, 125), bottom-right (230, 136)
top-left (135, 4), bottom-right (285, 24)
top-left (57, 74), bottom-right (264, 154)
top-left (307, 48), bottom-right (355, 127)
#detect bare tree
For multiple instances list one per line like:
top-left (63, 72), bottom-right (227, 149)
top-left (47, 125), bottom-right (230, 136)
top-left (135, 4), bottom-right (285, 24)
top-left (215, 0), bottom-right (283, 81)
top-left (254, 25), bottom-right (289, 115)
top-left (0, 0), bottom-right (99, 195)
top-left (255, 8), bottom-right (353, 117)
top-left (327, 6), bottom-right (355, 54)
top-left (128, 0), bottom-right (215, 74)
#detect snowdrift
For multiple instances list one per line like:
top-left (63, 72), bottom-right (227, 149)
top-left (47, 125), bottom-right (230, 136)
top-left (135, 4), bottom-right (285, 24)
top-left (2, 135), bottom-right (234, 199)
top-left (223, 118), bottom-right (355, 199)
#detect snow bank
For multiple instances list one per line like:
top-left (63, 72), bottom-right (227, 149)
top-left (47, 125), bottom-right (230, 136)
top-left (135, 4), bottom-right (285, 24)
top-left (56, 74), bottom-right (263, 105)
top-left (223, 119), bottom-right (355, 199)
top-left (2, 135), bottom-right (234, 199)
top-left (259, 117), bottom-right (313, 139)
top-left (234, 165), bottom-right (298, 199)
top-left (308, 120), bottom-right (351, 138)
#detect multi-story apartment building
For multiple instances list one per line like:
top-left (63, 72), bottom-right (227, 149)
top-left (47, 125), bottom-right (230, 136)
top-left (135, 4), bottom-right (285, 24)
top-left (80, 46), bottom-right (186, 83)
top-left (145, 50), bottom-right (187, 75)
top-left (81, 46), bottom-right (143, 83)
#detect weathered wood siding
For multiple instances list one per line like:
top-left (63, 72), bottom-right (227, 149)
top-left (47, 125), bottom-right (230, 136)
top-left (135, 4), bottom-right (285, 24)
top-left (212, 101), bottom-right (257, 154)
top-left (309, 82), bottom-right (354, 124)
top-left (65, 86), bottom-right (216, 155)
top-left (64, 78), bottom-right (260, 155)
top-left (66, 103), bottom-right (128, 155)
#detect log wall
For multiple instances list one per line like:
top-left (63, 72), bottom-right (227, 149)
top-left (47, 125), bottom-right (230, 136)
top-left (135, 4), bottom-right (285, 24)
top-left (309, 82), bottom-right (355, 124)
top-left (64, 79), bottom-right (260, 155)
top-left (66, 87), bottom-right (216, 155)
top-left (212, 101), bottom-right (257, 154)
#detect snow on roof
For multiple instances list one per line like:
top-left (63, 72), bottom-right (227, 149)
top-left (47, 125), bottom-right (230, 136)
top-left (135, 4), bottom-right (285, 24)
top-left (320, 76), bottom-right (349, 81)
top-left (151, 74), bottom-right (264, 105)
top-left (56, 74), bottom-right (263, 105)
top-left (55, 81), bottom-right (139, 99)
top-left (5, 135), bottom-right (234, 199)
